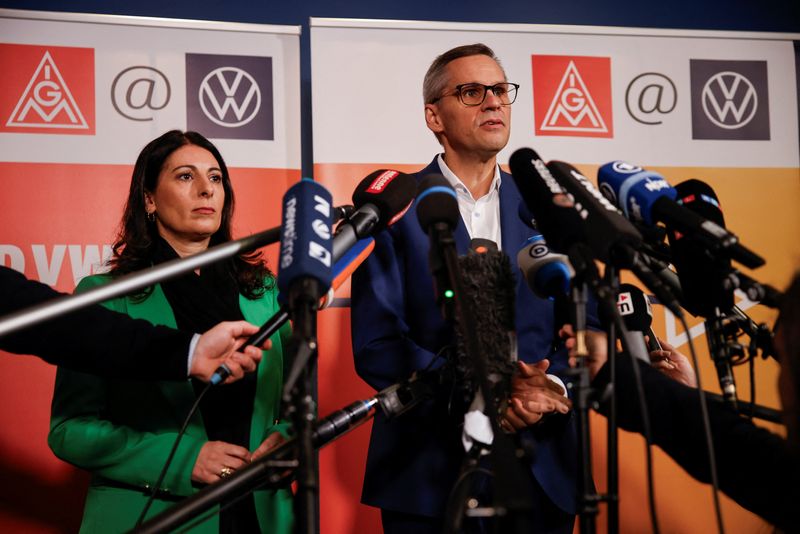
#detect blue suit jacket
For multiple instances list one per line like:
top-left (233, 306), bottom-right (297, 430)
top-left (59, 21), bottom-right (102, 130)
top-left (351, 157), bottom-right (580, 517)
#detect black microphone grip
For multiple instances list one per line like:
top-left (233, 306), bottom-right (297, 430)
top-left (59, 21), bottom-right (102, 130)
top-left (209, 306), bottom-right (291, 385)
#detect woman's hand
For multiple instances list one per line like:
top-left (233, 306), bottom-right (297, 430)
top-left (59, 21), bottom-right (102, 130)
top-left (252, 432), bottom-right (288, 461)
top-left (191, 441), bottom-right (251, 484)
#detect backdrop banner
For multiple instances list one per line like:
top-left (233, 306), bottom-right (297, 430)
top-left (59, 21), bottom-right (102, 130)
top-left (0, 9), bottom-right (300, 532)
top-left (311, 18), bottom-right (800, 534)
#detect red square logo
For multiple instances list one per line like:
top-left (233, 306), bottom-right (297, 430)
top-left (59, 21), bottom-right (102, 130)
top-left (532, 55), bottom-right (613, 138)
top-left (0, 44), bottom-right (95, 135)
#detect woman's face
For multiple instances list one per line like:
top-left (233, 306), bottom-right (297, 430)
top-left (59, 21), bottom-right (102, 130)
top-left (145, 143), bottom-right (225, 249)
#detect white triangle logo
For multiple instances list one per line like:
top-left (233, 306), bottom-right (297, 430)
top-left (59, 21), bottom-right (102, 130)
top-left (540, 61), bottom-right (608, 133)
top-left (6, 51), bottom-right (89, 129)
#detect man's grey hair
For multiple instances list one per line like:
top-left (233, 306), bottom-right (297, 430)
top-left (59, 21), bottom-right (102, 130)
top-left (422, 43), bottom-right (506, 104)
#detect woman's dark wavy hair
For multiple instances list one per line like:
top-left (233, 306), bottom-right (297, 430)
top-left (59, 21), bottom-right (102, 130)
top-left (109, 130), bottom-right (272, 300)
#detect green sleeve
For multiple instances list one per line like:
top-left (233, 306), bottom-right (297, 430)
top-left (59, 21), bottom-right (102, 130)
top-left (47, 276), bottom-right (205, 497)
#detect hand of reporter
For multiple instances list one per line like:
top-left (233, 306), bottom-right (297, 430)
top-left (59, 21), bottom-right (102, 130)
top-left (190, 321), bottom-right (270, 383)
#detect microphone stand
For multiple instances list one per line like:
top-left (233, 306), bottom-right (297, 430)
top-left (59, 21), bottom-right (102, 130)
top-left (0, 226), bottom-right (281, 337)
top-left (566, 244), bottom-right (603, 534)
top-left (705, 308), bottom-right (738, 410)
top-left (602, 265), bottom-right (620, 534)
top-left (282, 278), bottom-right (322, 534)
top-left (427, 222), bottom-right (533, 534)
top-left (132, 372), bottom-right (437, 534)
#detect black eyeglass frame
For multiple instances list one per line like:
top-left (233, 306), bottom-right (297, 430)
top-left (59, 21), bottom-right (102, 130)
top-left (431, 82), bottom-right (520, 106)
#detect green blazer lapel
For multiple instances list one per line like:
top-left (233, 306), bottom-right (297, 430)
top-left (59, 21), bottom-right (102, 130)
top-left (240, 290), bottom-right (282, 449)
top-left (126, 284), bottom-right (207, 435)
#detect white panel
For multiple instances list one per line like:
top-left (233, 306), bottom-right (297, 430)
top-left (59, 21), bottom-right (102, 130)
top-left (311, 22), bottom-right (799, 168)
top-left (0, 11), bottom-right (301, 169)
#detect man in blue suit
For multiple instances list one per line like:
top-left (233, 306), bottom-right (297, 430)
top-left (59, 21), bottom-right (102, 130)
top-left (351, 44), bottom-right (579, 533)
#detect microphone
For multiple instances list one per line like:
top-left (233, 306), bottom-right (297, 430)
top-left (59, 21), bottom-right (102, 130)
top-left (597, 161), bottom-right (764, 268)
top-left (210, 237), bottom-right (375, 385)
top-left (453, 238), bottom-right (517, 412)
top-left (545, 159), bottom-right (684, 316)
top-left (516, 233), bottom-right (574, 347)
top-left (211, 179), bottom-right (333, 386)
top-left (671, 179), bottom-right (739, 405)
top-left (416, 174), bottom-right (461, 309)
top-left (545, 160), bottom-right (643, 265)
top-left (668, 179), bottom-right (735, 317)
top-left (516, 234), bottom-right (574, 301)
top-left (597, 283), bottom-right (657, 363)
top-left (333, 169), bottom-right (417, 260)
top-left (277, 178), bottom-right (334, 305)
top-left (508, 148), bottom-right (589, 257)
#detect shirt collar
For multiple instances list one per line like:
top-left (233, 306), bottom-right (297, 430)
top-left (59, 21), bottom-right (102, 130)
top-left (436, 153), bottom-right (501, 200)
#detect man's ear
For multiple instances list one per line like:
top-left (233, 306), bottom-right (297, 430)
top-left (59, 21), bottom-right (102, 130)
top-left (425, 104), bottom-right (444, 135)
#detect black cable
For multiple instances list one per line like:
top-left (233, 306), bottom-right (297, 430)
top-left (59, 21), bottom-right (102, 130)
top-left (679, 315), bottom-right (725, 534)
top-left (134, 382), bottom-right (211, 527)
top-left (624, 329), bottom-right (661, 534)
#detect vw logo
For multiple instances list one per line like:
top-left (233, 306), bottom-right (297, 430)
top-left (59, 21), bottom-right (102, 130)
top-left (701, 71), bottom-right (758, 130)
top-left (199, 67), bottom-right (261, 128)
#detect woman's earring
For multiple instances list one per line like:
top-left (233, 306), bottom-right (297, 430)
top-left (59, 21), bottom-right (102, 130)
top-left (147, 211), bottom-right (156, 223)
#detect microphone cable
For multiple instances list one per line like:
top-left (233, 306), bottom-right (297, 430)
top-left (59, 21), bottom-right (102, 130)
top-left (134, 383), bottom-right (212, 527)
top-left (678, 313), bottom-right (726, 534)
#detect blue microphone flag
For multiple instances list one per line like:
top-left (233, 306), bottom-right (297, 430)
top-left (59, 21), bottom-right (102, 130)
top-left (277, 178), bottom-right (334, 303)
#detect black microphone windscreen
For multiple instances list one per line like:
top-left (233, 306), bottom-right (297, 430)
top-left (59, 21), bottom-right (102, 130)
top-left (669, 179), bottom-right (734, 316)
top-left (416, 174), bottom-right (460, 232)
top-left (452, 246), bottom-right (517, 413)
top-left (352, 169), bottom-right (417, 232)
top-left (674, 179), bottom-right (726, 227)
top-left (509, 148), bottom-right (587, 254)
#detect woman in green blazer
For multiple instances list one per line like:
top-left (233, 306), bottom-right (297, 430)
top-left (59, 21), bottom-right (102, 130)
top-left (48, 130), bottom-right (294, 534)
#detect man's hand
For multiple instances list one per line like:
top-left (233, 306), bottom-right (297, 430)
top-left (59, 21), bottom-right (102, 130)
top-left (559, 324), bottom-right (608, 380)
top-left (649, 337), bottom-right (697, 387)
top-left (190, 321), bottom-right (270, 383)
top-left (500, 360), bottom-right (572, 432)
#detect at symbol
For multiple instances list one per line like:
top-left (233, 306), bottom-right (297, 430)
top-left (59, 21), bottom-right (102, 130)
top-left (625, 72), bottom-right (677, 125)
top-left (111, 66), bottom-right (171, 122)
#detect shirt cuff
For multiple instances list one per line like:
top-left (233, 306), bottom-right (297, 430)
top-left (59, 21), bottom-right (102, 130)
top-left (187, 333), bottom-right (201, 377)
top-left (547, 373), bottom-right (568, 397)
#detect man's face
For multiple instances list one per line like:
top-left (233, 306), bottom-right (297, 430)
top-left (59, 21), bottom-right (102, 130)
top-left (425, 54), bottom-right (511, 159)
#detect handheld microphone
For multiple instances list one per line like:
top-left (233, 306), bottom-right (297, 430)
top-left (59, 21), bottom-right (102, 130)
top-left (598, 162), bottom-right (764, 268)
top-left (333, 169), bottom-right (416, 259)
top-left (597, 283), bottom-right (658, 363)
top-left (210, 237), bottom-right (375, 385)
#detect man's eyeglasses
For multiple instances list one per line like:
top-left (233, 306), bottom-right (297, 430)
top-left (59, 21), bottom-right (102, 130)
top-left (433, 82), bottom-right (520, 107)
